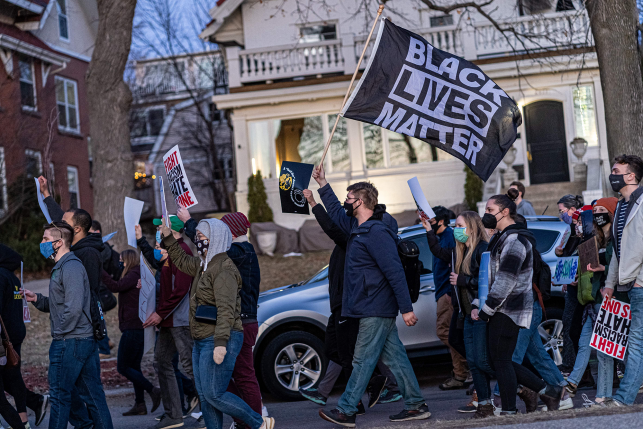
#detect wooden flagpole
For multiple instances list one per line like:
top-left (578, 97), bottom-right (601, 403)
top-left (319, 4), bottom-right (385, 166)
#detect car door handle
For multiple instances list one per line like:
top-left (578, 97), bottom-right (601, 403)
top-left (419, 285), bottom-right (434, 293)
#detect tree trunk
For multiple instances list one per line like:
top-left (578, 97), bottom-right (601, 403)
top-left (86, 0), bottom-right (137, 251)
top-left (586, 0), bottom-right (643, 160)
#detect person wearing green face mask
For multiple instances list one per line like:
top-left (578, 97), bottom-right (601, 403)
top-left (454, 226), bottom-right (469, 244)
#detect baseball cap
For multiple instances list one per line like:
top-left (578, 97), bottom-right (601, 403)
top-left (153, 215), bottom-right (185, 232)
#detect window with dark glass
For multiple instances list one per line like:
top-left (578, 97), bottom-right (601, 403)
top-left (299, 24), bottom-right (337, 43)
top-left (57, 0), bottom-right (69, 40)
top-left (430, 15), bottom-right (453, 27)
top-left (19, 56), bottom-right (36, 108)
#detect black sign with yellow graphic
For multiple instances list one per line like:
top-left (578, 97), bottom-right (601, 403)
top-left (279, 161), bottom-right (314, 215)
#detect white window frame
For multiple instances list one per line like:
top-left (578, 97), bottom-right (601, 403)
top-left (19, 56), bottom-right (37, 111)
top-left (297, 21), bottom-right (339, 44)
top-left (67, 166), bottom-right (80, 209)
top-left (55, 76), bottom-right (80, 133)
top-left (57, 0), bottom-right (69, 42)
top-left (0, 147), bottom-right (7, 214)
top-left (570, 84), bottom-right (599, 147)
top-left (25, 149), bottom-right (43, 176)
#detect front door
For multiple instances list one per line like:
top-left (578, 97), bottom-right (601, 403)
top-left (525, 100), bottom-right (570, 184)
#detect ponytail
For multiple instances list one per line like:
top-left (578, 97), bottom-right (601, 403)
top-left (490, 190), bottom-right (518, 220)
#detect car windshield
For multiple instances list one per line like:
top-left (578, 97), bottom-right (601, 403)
top-left (301, 265), bottom-right (329, 285)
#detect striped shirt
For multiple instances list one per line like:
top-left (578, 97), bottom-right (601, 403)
top-left (616, 199), bottom-right (629, 260)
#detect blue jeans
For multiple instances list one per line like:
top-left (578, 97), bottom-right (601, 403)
top-left (514, 300), bottom-right (566, 387)
top-left (337, 317), bottom-right (425, 415)
top-left (567, 303), bottom-right (602, 386)
top-left (596, 348), bottom-right (615, 399)
top-left (48, 337), bottom-right (113, 429)
top-left (463, 316), bottom-right (494, 401)
top-left (192, 332), bottom-right (263, 429)
top-left (614, 287), bottom-right (643, 405)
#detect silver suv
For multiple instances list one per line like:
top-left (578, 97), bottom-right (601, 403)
top-left (253, 217), bottom-right (568, 400)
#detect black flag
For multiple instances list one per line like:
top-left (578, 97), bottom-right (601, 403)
top-left (342, 19), bottom-right (521, 181)
top-left (279, 161), bottom-right (314, 215)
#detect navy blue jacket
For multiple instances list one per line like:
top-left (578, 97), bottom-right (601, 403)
top-left (433, 227), bottom-right (455, 302)
top-left (185, 218), bottom-right (260, 321)
top-left (318, 184), bottom-right (413, 318)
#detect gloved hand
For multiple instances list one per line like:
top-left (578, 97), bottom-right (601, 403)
top-left (213, 346), bottom-right (227, 364)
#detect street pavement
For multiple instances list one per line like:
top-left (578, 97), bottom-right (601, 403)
top-left (23, 358), bottom-right (643, 429)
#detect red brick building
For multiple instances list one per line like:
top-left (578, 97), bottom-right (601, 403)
top-left (0, 0), bottom-right (97, 216)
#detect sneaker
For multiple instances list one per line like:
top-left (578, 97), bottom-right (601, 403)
top-left (601, 398), bottom-right (625, 408)
top-left (318, 408), bottom-right (356, 428)
top-left (149, 415), bottom-right (184, 429)
top-left (565, 382), bottom-right (577, 397)
top-left (186, 395), bottom-right (199, 415)
top-left (260, 417), bottom-right (275, 429)
top-left (458, 390), bottom-right (478, 413)
top-left (196, 416), bottom-right (206, 428)
top-left (155, 414), bottom-right (165, 421)
top-left (299, 387), bottom-right (327, 406)
top-left (262, 405), bottom-right (269, 417)
top-left (378, 389), bottom-right (403, 404)
top-left (148, 387), bottom-right (162, 413)
top-left (357, 401), bottom-right (366, 416)
top-left (439, 375), bottom-right (466, 390)
top-left (123, 402), bottom-right (148, 416)
top-left (539, 385), bottom-right (563, 411)
top-left (517, 387), bottom-right (538, 413)
top-left (34, 394), bottom-right (49, 427)
top-left (389, 403), bottom-right (431, 422)
top-left (367, 375), bottom-right (387, 408)
top-left (464, 372), bottom-right (473, 386)
top-left (472, 403), bottom-right (494, 419)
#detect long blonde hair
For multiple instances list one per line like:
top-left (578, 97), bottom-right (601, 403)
top-left (455, 211), bottom-right (489, 276)
top-left (120, 249), bottom-right (139, 278)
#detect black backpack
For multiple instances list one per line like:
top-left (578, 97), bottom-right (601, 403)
top-left (88, 290), bottom-right (107, 340)
top-left (532, 248), bottom-right (552, 301)
top-left (397, 239), bottom-right (422, 303)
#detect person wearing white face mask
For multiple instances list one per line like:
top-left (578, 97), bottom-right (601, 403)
top-left (159, 219), bottom-right (275, 429)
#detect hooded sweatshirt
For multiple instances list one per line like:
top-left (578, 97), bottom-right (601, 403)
top-left (162, 219), bottom-right (243, 345)
top-left (0, 244), bottom-right (26, 344)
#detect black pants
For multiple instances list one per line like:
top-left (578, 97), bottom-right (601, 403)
top-left (448, 306), bottom-right (466, 360)
top-left (3, 342), bottom-right (42, 415)
top-left (325, 310), bottom-right (360, 380)
top-left (117, 330), bottom-right (155, 404)
top-left (487, 312), bottom-right (546, 412)
top-left (562, 286), bottom-right (584, 371)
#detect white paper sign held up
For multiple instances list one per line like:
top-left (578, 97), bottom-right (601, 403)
top-left (124, 198), bottom-right (144, 248)
top-left (34, 178), bottom-right (52, 224)
top-left (408, 177), bottom-right (436, 220)
top-left (163, 145), bottom-right (198, 209)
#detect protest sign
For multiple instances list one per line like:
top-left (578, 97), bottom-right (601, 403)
top-left (552, 256), bottom-right (579, 284)
top-left (477, 252), bottom-right (490, 309)
top-left (341, 19), bottom-right (521, 181)
top-left (20, 262), bottom-right (30, 323)
top-left (408, 177), bottom-right (436, 221)
top-left (34, 178), bottom-right (52, 224)
top-left (590, 297), bottom-right (631, 360)
top-left (159, 177), bottom-right (170, 228)
top-left (102, 231), bottom-right (117, 243)
top-left (578, 236), bottom-right (599, 273)
top-left (279, 161), bottom-right (314, 215)
top-left (139, 255), bottom-right (157, 355)
top-left (124, 197), bottom-right (144, 248)
top-left (163, 145), bottom-right (198, 209)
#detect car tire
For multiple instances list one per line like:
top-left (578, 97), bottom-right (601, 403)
top-left (261, 330), bottom-right (327, 401)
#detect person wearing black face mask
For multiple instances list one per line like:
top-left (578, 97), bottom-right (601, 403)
top-left (601, 155), bottom-right (643, 407)
top-left (421, 206), bottom-right (469, 391)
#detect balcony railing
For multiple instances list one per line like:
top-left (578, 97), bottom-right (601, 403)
top-left (225, 10), bottom-right (593, 88)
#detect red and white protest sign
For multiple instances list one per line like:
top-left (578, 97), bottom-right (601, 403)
top-left (162, 145), bottom-right (198, 209)
top-left (590, 298), bottom-right (631, 360)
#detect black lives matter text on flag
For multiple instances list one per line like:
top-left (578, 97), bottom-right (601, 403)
top-left (162, 145), bottom-right (199, 209)
top-left (342, 19), bottom-right (522, 181)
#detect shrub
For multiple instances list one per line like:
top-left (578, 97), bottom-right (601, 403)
top-left (247, 171), bottom-right (273, 223)
top-left (464, 166), bottom-right (483, 211)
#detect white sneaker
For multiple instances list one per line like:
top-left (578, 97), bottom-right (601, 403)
top-left (262, 405), bottom-right (269, 417)
top-left (260, 417), bottom-right (275, 429)
top-left (559, 397), bottom-right (574, 410)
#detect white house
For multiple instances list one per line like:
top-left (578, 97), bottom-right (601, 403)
top-left (201, 0), bottom-right (608, 228)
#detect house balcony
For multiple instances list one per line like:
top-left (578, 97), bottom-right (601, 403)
top-left (224, 10), bottom-right (593, 89)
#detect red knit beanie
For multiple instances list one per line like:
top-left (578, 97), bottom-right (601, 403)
top-left (221, 212), bottom-right (251, 238)
top-left (594, 197), bottom-right (618, 216)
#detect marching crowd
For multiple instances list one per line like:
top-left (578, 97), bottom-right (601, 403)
top-left (0, 153), bottom-right (641, 429)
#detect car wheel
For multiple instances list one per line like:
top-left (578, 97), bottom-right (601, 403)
top-left (261, 330), bottom-right (327, 401)
top-left (539, 318), bottom-right (564, 366)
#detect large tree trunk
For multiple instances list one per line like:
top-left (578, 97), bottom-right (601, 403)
top-left (86, 0), bottom-right (137, 251)
top-left (586, 0), bottom-right (643, 160)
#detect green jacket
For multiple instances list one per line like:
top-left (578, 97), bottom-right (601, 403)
top-left (163, 235), bottom-right (243, 345)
